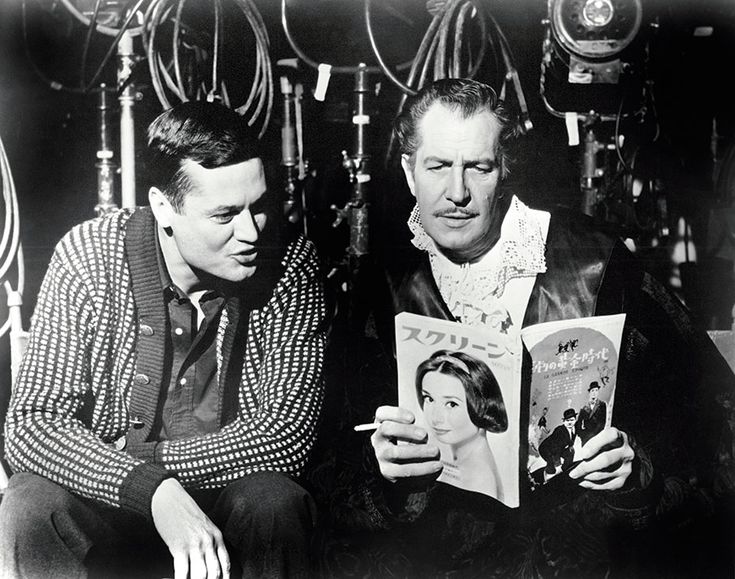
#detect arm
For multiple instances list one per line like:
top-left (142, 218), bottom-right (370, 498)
top-left (146, 237), bottom-right (328, 487)
top-left (584, 240), bottom-right (734, 510)
top-left (5, 225), bottom-right (170, 517)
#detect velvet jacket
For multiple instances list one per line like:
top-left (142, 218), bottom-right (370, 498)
top-left (322, 208), bottom-right (735, 578)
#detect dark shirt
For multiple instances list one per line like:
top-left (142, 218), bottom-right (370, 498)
top-left (153, 236), bottom-right (226, 441)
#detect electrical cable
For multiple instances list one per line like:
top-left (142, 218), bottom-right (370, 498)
top-left (367, 0), bottom-right (490, 98)
top-left (83, 0), bottom-right (148, 92)
top-left (57, 0), bottom-right (144, 37)
top-left (22, 0), bottom-right (146, 95)
top-left (0, 136), bottom-right (24, 339)
top-left (79, 0), bottom-right (104, 89)
top-left (143, 0), bottom-right (273, 137)
top-left (364, 0), bottom-right (417, 95)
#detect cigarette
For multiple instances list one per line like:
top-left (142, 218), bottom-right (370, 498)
top-left (353, 422), bottom-right (381, 432)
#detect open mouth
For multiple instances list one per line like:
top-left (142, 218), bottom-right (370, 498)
top-left (232, 252), bottom-right (257, 265)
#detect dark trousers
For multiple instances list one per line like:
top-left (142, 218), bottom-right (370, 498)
top-left (0, 471), bottom-right (316, 579)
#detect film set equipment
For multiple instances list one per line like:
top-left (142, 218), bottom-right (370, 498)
top-left (540, 0), bottom-right (664, 240)
top-left (365, 0), bottom-right (532, 163)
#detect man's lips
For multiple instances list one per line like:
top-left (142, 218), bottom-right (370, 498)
top-left (434, 209), bottom-right (477, 220)
top-left (231, 251), bottom-right (257, 265)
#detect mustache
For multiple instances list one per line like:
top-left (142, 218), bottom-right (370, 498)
top-left (433, 207), bottom-right (478, 218)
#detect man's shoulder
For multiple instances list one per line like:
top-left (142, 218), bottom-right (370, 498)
top-left (55, 208), bottom-right (138, 259)
top-left (546, 205), bottom-right (619, 248)
top-left (60, 208), bottom-right (136, 244)
top-left (283, 234), bottom-right (318, 266)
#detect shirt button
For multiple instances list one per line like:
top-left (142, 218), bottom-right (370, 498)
top-left (179, 378), bottom-right (187, 386)
top-left (174, 327), bottom-right (184, 336)
top-left (133, 373), bottom-right (150, 385)
top-left (139, 324), bottom-right (154, 336)
top-left (113, 436), bottom-right (127, 451)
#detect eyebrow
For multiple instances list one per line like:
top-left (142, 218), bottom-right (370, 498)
top-left (208, 205), bottom-right (243, 214)
top-left (423, 155), bottom-right (498, 167)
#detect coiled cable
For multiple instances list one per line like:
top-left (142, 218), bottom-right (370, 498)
top-left (0, 136), bottom-right (24, 340)
top-left (142, 0), bottom-right (273, 137)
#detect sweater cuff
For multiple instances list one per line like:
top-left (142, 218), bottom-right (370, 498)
top-left (120, 462), bottom-right (174, 521)
top-left (125, 440), bottom-right (161, 463)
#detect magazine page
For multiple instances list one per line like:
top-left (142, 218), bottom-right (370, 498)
top-left (395, 312), bottom-right (522, 508)
top-left (521, 314), bottom-right (626, 489)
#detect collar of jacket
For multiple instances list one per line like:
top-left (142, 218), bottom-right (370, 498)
top-left (122, 208), bottom-right (286, 442)
top-left (387, 207), bottom-right (636, 330)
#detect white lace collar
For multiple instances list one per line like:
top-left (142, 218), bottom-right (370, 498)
top-left (408, 195), bottom-right (547, 328)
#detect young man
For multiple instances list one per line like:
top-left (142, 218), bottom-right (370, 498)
top-left (0, 101), bottom-right (328, 578)
top-left (333, 78), bottom-right (733, 577)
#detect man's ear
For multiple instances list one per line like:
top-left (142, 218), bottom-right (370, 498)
top-left (148, 187), bottom-right (174, 228)
top-left (400, 154), bottom-right (416, 198)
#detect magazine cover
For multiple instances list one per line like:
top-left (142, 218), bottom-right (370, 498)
top-left (395, 312), bottom-right (522, 508)
top-left (521, 314), bottom-right (626, 488)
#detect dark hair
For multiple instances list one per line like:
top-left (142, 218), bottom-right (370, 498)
top-left (393, 78), bottom-right (515, 178)
top-left (146, 101), bottom-right (262, 211)
top-left (415, 349), bottom-right (508, 433)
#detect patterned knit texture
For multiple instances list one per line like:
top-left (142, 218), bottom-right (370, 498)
top-left (4, 209), bottom-right (327, 514)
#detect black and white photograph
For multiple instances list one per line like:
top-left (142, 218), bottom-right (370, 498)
top-left (0, 0), bottom-right (733, 577)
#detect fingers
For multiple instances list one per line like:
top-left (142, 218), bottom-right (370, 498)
top-left (374, 405), bottom-right (416, 425)
top-left (373, 419), bottom-right (430, 445)
top-left (578, 427), bottom-right (627, 460)
top-left (172, 538), bottom-right (226, 579)
top-left (371, 406), bottom-right (442, 483)
top-left (570, 427), bottom-right (635, 490)
top-left (380, 458), bottom-right (443, 481)
top-left (173, 553), bottom-right (188, 579)
top-left (376, 440), bottom-right (442, 481)
top-left (190, 553), bottom-right (207, 579)
top-left (216, 538), bottom-right (231, 579)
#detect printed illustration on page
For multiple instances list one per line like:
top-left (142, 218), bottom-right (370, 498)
top-left (395, 312), bottom-right (522, 508)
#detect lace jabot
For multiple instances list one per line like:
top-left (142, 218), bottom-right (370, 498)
top-left (408, 195), bottom-right (547, 329)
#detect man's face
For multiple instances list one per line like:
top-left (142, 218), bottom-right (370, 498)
top-left (153, 157), bottom-right (268, 287)
top-left (589, 388), bottom-right (599, 404)
top-left (401, 103), bottom-right (505, 263)
top-left (564, 416), bottom-right (576, 428)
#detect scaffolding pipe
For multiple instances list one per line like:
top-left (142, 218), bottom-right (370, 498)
top-left (118, 31), bottom-right (137, 208)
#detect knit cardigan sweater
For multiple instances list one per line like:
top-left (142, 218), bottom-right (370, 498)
top-left (5, 208), bottom-right (327, 521)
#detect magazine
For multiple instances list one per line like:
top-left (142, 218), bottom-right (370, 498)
top-left (395, 311), bottom-right (627, 507)
top-left (395, 312), bottom-right (523, 508)
top-left (522, 314), bottom-right (626, 488)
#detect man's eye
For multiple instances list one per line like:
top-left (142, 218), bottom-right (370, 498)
top-left (472, 165), bottom-right (495, 174)
top-left (423, 394), bottom-right (434, 403)
top-left (427, 164), bottom-right (448, 172)
top-left (212, 213), bottom-right (235, 224)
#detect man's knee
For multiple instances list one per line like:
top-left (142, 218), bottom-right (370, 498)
top-left (218, 471), bottom-right (315, 526)
top-left (0, 473), bottom-right (95, 578)
top-left (1, 473), bottom-right (83, 537)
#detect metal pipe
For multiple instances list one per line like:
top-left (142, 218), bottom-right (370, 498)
top-left (118, 31), bottom-right (137, 208)
top-left (95, 85), bottom-right (118, 216)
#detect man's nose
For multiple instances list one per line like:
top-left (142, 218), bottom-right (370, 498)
top-left (233, 210), bottom-right (259, 243)
top-left (445, 166), bottom-right (470, 205)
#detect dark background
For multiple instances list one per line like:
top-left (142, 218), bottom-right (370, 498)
top-left (2, 0), bottom-right (735, 441)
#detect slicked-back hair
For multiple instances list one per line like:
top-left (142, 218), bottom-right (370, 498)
top-left (415, 349), bottom-right (508, 433)
top-left (146, 101), bottom-right (262, 212)
top-left (393, 78), bottom-right (515, 178)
